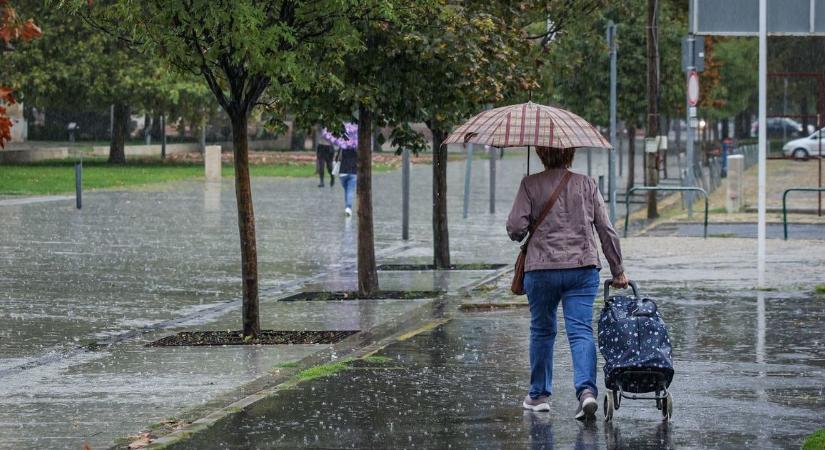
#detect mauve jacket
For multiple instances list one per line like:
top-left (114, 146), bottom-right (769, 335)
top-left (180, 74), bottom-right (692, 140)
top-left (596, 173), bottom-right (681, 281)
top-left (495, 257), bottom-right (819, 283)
top-left (506, 168), bottom-right (624, 277)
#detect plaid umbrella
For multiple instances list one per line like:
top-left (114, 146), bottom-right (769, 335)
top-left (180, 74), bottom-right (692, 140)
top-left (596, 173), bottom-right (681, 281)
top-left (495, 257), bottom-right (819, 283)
top-left (443, 101), bottom-right (611, 150)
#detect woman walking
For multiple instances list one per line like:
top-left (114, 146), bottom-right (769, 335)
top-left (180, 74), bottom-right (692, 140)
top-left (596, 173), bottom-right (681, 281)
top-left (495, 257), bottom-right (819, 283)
top-left (506, 147), bottom-right (628, 420)
top-left (322, 123), bottom-right (359, 216)
top-left (336, 146), bottom-right (357, 216)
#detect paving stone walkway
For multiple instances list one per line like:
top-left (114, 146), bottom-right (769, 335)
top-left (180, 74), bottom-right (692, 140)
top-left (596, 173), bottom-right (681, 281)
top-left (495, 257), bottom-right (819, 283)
top-left (1, 150), bottom-right (822, 448)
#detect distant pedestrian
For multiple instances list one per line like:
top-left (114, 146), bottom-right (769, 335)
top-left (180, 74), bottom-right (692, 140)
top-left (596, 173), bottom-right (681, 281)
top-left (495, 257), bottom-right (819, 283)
top-left (336, 147), bottom-right (357, 217)
top-left (316, 144), bottom-right (335, 188)
top-left (322, 123), bottom-right (359, 216)
top-left (507, 146), bottom-right (628, 421)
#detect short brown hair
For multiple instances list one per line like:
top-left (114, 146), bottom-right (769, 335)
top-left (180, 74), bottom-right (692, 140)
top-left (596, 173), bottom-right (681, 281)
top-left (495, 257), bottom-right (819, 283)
top-left (536, 146), bottom-right (576, 169)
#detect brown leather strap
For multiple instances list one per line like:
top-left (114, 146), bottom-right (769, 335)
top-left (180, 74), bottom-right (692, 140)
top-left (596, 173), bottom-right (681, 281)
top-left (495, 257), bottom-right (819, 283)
top-left (523, 171), bottom-right (572, 249)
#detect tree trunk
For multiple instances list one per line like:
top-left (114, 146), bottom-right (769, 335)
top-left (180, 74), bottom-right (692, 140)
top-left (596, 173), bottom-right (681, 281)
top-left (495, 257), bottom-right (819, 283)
top-left (711, 119), bottom-right (718, 141)
top-left (311, 125), bottom-right (319, 152)
top-left (645, 0), bottom-right (659, 220)
top-left (735, 111), bottom-right (748, 139)
top-left (230, 112), bottom-right (260, 339)
top-left (199, 115), bottom-right (207, 153)
top-left (627, 126), bottom-right (636, 191)
top-left (675, 116), bottom-right (682, 153)
top-left (722, 117), bottom-right (730, 139)
top-left (151, 114), bottom-right (162, 140)
top-left (431, 127), bottom-right (450, 269)
top-left (161, 115), bottom-right (167, 160)
top-left (801, 95), bottom-right (809, 133)
top-left (109, 102), bottom-right (129, 164)
top-left (357, 105), bottom-right (379, 296)
top-left (144, 114), bottom-right (152, 145)
top-left (662, 116), bottom-right (669, 178)
top-left (373, 128), bottom-right (382, 153)
top-left (290, 125), bottom-right (305, 151)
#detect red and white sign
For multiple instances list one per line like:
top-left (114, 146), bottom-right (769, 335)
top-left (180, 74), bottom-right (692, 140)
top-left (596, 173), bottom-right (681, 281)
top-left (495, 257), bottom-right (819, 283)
top-left (687, 70), bottom-right (700, 106)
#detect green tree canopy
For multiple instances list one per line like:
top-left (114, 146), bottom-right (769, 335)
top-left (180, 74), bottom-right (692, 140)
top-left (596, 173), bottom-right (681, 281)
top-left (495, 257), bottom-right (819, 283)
top-left (540, 0), bottom-right (684, 129)
top-left (70, 0), bottom-right (361, 338)
top-left (6, 1), bottom-right (214, 160)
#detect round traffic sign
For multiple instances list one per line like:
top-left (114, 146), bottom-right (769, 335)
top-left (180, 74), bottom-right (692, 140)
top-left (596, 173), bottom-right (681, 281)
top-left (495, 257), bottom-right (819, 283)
top-left (687, 70), bottom-right (700, 106)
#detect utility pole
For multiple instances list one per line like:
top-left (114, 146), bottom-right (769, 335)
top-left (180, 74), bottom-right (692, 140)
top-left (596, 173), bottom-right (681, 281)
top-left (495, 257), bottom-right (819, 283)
top-left (607, 21), bottom-right (618, 223)
top-left (645, 0), bottom-right (660, 219)
top-left (686, 45), bottom-right (697, 218)
top-left (757, 0), bottom-right (767, 287)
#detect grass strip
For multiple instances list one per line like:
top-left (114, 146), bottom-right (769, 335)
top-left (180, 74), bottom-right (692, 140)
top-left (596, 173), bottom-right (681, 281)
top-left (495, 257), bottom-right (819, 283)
top-left (804, 428), bottom-right (825, 450)
top-left (0, 159), bottom-right (395, 195)
top-left (295, 360), bottom-right (351, 381)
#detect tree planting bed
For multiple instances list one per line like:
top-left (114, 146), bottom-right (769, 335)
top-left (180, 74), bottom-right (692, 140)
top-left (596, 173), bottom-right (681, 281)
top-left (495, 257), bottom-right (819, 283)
top-left (278, 291), bottom-right (442, 302)
top-left (147, 330), bottom-right (359, 347)
top-left (377, 263), bottom-right (507, 271)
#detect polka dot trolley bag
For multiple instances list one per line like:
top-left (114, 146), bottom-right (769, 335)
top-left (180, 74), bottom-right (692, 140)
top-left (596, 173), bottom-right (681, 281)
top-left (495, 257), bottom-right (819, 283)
top-left (598, 280), bottom-right (675, 420)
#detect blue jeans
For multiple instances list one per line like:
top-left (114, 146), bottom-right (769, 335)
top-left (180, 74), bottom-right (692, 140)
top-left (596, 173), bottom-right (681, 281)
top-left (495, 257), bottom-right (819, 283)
top-left (340, 174), bottom-right (356, 209)
top-left (524, 267), bottom-right (599, 400)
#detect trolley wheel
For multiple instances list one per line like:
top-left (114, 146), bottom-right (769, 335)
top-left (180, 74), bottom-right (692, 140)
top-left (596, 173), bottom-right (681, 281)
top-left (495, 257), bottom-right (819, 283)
top-left (614, 389), bottom-right (621, 410)
top-left (604, 390), bottom-right (615, 422)
top-left (661, 391), bottom-right (673, 421)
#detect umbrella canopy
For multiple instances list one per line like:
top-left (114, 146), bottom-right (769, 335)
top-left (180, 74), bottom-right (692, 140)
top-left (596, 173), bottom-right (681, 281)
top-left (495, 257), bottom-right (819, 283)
top-left (443, 101), bottom-right (611, 150)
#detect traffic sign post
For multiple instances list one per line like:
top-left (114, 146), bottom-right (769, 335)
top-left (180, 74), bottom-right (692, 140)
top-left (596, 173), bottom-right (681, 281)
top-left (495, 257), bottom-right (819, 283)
top-left (684, 38), bottom-right (701, 218)
top-left (688, 70), bottom-right (700, 106)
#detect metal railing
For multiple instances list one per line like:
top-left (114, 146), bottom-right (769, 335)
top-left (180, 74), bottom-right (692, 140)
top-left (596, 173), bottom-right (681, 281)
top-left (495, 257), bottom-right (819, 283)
top-left (782, 188), bottom-right (825, 239)
top-left (624, 186), bottom-right (709, 238)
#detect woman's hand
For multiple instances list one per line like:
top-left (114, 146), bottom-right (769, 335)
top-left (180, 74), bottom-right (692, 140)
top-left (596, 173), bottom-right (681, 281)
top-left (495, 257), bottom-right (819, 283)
top-left (611, 272), bottom-right (629, 289)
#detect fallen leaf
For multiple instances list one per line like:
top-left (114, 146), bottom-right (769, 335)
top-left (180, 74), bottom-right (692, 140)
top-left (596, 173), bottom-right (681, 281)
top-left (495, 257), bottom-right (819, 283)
top-left (127, 432), bottom-right (154, 449)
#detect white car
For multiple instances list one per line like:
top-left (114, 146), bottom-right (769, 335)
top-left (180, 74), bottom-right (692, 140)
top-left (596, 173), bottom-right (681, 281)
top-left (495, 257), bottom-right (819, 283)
top-left (783, 129), bottom-right (825, 159)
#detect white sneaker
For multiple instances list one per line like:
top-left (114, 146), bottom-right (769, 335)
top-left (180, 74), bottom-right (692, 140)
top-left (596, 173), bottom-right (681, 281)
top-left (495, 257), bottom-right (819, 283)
top-left (523, 395), bottom-right (551, 412)
top-left (345, 207), bottom-right (352, 217)
top-left (575, 390), bottom-right (598, 420)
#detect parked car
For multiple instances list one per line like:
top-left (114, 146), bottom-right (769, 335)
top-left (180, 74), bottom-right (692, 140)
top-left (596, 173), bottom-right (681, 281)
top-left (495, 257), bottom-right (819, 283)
top-left (750, 118), bottom-right (814, 138)
top-left (782, 128), bottom-right (825, 159)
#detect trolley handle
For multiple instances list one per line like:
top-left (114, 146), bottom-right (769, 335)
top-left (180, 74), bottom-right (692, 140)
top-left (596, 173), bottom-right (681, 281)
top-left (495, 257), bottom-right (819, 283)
top-left (604, 279), bottom-right (640, 303)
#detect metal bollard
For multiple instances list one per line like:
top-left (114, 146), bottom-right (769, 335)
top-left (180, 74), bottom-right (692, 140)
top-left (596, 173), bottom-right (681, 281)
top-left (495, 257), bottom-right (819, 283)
top-left (74, 161), bottom-right (82, 209)
top-left (402, 148), bottom-right (410, 240)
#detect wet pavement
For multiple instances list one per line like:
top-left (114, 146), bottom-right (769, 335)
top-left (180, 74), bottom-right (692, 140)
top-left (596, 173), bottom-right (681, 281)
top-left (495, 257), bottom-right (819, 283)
top-left (152, 230), bottom-right (825, 449)
top-left (0, 297), bottom-right (433, 449)
top-left (642, 222), bottom-right (825, 240)
top-left (2, 148), bottom-right (822, 448)
top-left (167, 284), bottom-right (825, 450)
top-left (0, 154), bottom-right (568, 448)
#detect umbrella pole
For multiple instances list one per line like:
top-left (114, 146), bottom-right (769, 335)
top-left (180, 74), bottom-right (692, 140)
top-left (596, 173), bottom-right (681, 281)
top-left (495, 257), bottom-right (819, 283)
top-left (527, 146), bottom-right (531, 176)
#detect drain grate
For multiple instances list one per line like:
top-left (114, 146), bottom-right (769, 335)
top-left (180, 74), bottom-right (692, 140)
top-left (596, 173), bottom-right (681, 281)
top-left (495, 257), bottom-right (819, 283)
top-left (147, 330), bottom-right (359, 347)
top-left (377, 263), bottom-right (507, 271)
top-left (279, 290), bottom-right (442, 302)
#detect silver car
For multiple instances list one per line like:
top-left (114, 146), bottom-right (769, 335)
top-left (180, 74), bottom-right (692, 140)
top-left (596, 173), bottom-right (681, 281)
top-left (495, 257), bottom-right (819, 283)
top-left (782, 128), bottom-right (825, 159)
